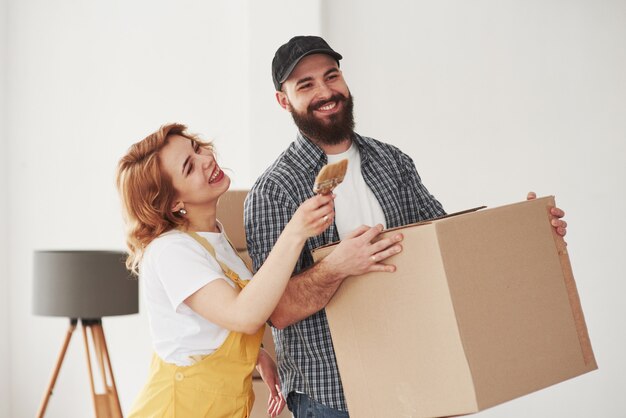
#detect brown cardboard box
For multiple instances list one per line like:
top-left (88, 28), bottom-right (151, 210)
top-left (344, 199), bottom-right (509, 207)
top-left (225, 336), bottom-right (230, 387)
top-left (217, 190), bottom-right (278, 378)
top-left (313, 196), bottom-right (596, 418)
top-left (217, 189), bottom-right (249, 251)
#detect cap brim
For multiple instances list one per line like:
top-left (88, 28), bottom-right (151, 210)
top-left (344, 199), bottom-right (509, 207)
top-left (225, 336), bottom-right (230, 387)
top-left (278, 49), bottom-right (343, 85)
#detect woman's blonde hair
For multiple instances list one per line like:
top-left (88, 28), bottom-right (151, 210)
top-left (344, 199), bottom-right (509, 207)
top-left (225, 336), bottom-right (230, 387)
top-left (116, 123), bottom-right (213, 274)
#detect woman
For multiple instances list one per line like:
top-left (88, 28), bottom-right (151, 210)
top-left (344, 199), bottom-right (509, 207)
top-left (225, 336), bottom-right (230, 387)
top-left (116, 123), bottom-right (335, 417)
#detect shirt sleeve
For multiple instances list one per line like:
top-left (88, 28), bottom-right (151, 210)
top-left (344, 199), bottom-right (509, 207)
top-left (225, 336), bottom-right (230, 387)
top-left (399, 151), bottom-right (447, 220)
top-left (244, 179), bottom-right (298, 274)
top-left (151, 237), bottom-right (228, 312)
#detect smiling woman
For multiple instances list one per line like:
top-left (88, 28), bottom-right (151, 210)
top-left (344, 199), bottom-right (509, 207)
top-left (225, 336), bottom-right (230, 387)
top-left (115, 123), bottom-right (336, 418)
top-left (159, 133), bottom-right (229, 234)
top-left (117, 124), bottom-right (216, 271)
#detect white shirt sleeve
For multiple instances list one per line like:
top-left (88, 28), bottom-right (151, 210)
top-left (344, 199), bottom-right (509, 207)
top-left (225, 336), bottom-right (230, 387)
top-left (150, 236), bottom-right (229, 312)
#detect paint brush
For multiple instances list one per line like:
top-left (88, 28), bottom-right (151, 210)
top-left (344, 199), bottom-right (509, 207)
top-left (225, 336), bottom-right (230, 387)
top-left (313, 159), bottom-right (348, 195)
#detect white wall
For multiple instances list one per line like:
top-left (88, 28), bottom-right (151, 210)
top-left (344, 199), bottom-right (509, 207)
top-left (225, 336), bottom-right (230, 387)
top-left (0, 0), bottom-right (9, 416)
top-left (324, 1), bottom-right (626, 417)
top-left (4, 0), bottom-right (322, 417)
top-left (5, 0), bottom-right (625, 417)
top-left (247, 1), bottom-right (323, 175)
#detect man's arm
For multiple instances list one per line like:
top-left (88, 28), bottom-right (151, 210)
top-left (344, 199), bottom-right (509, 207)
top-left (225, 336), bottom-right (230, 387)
top-left (269, 225), bottom-right (404, 329)
top-left (245, 181), bottom-right (403, 329)
top-left (398, 151), bottom-right (446, 220)
top-left (269, 257), bottom-right (344, 329)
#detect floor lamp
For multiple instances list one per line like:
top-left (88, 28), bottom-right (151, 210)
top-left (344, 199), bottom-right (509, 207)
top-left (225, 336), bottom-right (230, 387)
top-left (33, 250), bottom-right (139, 418)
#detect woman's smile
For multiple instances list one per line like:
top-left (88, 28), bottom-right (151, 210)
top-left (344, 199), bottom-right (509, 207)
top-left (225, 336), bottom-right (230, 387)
top-left (208, 165), bottom-right (224, 184)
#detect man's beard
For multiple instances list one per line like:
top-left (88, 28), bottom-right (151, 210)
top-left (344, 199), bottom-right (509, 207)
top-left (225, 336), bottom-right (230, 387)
top-left (291, 93), bottom-right (355, 146)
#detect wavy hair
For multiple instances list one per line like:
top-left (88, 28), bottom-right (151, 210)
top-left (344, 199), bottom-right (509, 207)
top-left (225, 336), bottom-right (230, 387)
top-left (116, 123), bottom-right (213, 274)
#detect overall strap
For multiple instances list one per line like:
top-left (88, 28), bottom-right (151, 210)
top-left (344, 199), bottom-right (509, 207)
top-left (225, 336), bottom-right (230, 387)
top-left (186, 231), bottom-right (248, 289)
top-left (222, 232), bottom-right (252, 272)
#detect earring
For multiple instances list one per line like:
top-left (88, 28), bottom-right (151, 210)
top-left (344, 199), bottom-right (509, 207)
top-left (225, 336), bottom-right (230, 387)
top-left (179, 208), bottom-right (187, 215)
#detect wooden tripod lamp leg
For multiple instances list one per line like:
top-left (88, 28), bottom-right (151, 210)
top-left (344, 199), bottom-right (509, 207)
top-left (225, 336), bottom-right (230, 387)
top-left (82, 319), bottom-right (123, 418)
top-left (37, 318), bottom-right (78, 418)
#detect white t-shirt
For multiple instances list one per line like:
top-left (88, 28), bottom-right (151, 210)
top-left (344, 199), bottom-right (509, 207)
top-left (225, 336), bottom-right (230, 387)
top-left (327, 143), bottom-right (387, 239)
top-left (140, 223), bottom-right (252, 366)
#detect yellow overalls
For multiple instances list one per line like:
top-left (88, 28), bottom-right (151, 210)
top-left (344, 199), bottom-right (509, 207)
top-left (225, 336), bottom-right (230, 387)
top-left (128, 232), bottom-right (265, 418)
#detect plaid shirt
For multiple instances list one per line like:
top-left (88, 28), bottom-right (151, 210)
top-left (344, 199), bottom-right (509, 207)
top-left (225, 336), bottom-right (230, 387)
top-left (244, 132), bottom-right (445, 411)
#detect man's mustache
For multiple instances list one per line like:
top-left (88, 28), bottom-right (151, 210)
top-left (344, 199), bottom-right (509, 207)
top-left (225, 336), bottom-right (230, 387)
top-left (308, 93), bottom-right (349, 113)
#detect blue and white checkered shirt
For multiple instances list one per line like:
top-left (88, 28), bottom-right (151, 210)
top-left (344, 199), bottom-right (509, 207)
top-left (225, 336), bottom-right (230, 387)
top-left (244, 132), bottom-right (445, 412)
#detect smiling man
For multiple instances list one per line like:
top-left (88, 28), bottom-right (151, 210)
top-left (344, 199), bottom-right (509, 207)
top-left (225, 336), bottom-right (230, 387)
top-left (244, 36), bottom-right (445, 418)
top-left (244, 36), bottom-right (566, 418)
top-left (276, 53), bottom-right (354, 153)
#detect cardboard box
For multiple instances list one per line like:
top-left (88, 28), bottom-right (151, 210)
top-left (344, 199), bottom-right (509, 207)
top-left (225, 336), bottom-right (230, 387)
top-left (217, 189), bottom-right (249, 251)
top-left (217, 190), bottom-right (278, 378)
top-left (313, 197), bottom-right (596, 418)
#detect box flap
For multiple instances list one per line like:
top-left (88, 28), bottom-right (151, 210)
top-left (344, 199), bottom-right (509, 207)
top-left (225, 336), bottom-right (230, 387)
top-left (436, 197), bottom-right (597, 409)
top-left (312, 206), bottom-right (487, 253)
top-left (316, 225), bottom-right (479, 418)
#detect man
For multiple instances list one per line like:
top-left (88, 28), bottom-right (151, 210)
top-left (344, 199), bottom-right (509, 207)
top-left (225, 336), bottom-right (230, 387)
top-left (244, 36), bottom-right (567, 417)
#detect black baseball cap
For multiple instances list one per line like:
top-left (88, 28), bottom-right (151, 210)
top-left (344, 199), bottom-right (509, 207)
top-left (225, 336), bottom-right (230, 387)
top-left (272, 36), bottom-right (343, 91)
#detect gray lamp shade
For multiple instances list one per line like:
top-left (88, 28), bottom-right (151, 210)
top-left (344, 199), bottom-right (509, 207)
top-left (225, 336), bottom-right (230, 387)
top-left (33, 250), bottom-right (138, 319)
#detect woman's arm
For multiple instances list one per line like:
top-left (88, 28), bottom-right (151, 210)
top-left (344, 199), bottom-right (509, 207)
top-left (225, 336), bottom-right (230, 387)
top-left (256, 348), bottom-right (286, 418)
top-left (185, 194), bottom-right (335, 334)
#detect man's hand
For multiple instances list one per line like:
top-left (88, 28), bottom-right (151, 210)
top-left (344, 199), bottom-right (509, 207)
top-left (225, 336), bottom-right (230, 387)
top-left (269, 224), bottom-right (403, 329)
top-left (322, 224), bottom-right (404, 280)
top-left (527, 191), bottom-right (568, 238)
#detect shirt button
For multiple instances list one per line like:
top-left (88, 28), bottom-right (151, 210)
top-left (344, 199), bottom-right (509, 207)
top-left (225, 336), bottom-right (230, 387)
top-left (175, 372), bottom-right (184, 381)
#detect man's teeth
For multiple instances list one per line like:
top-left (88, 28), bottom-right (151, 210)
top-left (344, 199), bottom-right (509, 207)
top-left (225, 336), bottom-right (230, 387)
top-left (209, 167), bottom-right (221, 183)
top-left (318, 102), bottom-right (336, 111)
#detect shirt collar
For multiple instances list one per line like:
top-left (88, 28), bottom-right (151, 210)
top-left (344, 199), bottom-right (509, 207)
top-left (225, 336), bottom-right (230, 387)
top-left (293, 132), bottom-right (326, 171)
top-left (293, 131), bottom-right (369, 170)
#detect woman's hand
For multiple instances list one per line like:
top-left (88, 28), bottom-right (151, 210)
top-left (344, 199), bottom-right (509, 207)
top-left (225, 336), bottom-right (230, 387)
top-left (256, 349), bottom-right (286, 417)
top-left (284, 194), bottom-right (335, 240)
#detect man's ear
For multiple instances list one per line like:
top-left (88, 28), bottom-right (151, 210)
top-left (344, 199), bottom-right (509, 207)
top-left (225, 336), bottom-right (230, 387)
top-left (171, 200), bottom-right (184, 213)
top-left (276, 91), bottom-right (292, 111)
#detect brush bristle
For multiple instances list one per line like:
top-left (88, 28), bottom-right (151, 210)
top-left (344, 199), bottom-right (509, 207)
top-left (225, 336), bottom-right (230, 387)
top-left (313, 159), bottom-right (349, 194)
